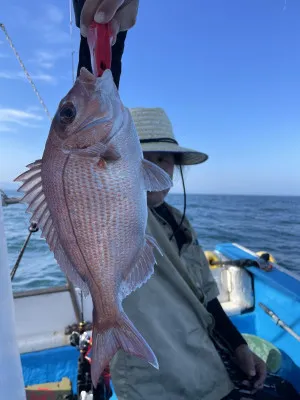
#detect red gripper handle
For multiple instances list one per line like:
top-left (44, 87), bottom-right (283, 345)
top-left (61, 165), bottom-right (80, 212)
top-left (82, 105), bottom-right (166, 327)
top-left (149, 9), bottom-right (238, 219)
top-left (87, 22), bottom-right (112, 77)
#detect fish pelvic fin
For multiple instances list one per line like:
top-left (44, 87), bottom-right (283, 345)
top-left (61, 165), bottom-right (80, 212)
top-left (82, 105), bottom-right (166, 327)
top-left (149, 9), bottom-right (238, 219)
top-left (141, 158), bottom-right (173, 192)
top-left (91, 311), bottom-right (158, 388)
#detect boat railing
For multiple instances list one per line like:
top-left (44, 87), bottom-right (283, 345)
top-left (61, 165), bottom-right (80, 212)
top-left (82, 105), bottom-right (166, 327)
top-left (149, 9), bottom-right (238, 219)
top-left (13, 285), bottom-right (69, 299)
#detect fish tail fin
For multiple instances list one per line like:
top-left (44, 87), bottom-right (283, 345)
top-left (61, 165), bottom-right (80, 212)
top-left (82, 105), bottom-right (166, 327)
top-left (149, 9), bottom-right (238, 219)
top-left (91, 311), bottom-right (158, 388)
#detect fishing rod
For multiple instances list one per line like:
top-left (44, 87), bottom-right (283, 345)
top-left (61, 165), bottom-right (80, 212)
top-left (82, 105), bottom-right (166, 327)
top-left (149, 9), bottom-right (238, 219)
top-left (9, 217), bottom-right (83, 326)
top-left (67, 0), bottom-right (87, 337)
top-left (10, 222), bottom-right (39, 280)
top-left (259, 302), bottom-right (300, 342)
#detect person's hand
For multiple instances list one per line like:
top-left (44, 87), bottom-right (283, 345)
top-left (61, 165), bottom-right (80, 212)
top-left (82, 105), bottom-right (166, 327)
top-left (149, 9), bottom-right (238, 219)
top-left (80, 0), bottom-right (139, 44)
top-left (234, 344), bottom-right (267, 393)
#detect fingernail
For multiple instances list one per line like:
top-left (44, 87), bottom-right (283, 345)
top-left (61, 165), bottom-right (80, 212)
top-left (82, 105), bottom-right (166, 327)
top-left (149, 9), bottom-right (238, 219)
top-left (95, 11), bottom-right (106, 24)
top-left (111, 35), bottom-right (116, 46)
top-left (80, 25), bottom-right (88, 38)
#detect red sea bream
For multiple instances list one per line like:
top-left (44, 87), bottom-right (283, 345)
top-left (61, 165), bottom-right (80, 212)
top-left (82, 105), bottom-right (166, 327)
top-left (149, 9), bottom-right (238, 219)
top-left (15, 68), bottom-right (172, 386)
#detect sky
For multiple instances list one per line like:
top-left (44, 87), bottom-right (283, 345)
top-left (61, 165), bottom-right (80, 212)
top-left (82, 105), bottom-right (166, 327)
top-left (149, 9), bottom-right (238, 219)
top-left (0, 0), bottom-right (299, 195)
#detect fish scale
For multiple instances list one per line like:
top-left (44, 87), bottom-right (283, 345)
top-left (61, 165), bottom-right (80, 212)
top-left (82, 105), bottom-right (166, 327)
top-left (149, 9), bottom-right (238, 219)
top-left (15, 67), bottom-right (173, 388)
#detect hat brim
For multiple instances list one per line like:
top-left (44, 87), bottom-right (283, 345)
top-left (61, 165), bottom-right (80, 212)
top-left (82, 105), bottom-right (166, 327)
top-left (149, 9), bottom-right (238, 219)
top-left (140, 142), bottom-right (208, 165)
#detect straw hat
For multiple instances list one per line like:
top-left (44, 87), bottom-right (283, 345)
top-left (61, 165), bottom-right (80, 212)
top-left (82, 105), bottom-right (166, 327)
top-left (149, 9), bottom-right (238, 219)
top-left (129, 107), bottom-right (208, 165)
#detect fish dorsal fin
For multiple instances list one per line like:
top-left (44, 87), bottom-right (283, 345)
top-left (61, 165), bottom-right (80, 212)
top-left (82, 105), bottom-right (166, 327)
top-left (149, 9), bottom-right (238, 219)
top-left (142, 159), bottom-right (173, 192)
top-left (120, 235), bottom-right (160, 300)
top-left (14, 160), bottom-right (89, 296)
top-left (14, 160), bottom-right (58, 250)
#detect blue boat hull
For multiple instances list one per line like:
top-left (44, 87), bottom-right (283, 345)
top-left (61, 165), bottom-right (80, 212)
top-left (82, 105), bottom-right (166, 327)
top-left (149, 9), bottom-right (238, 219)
top-left (20, 243), bottom-right (300, 397)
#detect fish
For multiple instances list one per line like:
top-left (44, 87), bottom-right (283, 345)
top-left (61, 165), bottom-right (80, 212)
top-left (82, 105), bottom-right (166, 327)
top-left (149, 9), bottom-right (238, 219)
top-left (14, 67), bottom-right (172, 387)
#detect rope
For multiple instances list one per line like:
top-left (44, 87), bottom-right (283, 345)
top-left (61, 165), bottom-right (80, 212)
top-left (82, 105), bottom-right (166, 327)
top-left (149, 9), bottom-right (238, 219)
top-left (69, 0), bottom-right (76, 84)
top-left (0, 23), bottom-right (52, 121)
top-left (169, 165), bottom-right (186, 241)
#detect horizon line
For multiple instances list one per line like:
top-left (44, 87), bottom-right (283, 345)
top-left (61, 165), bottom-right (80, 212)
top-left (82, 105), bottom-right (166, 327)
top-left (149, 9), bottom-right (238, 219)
top-left (1, 186), bottom-right (299, 198)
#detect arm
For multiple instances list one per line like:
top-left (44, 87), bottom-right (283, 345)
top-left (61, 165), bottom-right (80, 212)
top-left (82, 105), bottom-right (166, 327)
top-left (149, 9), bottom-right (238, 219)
top-left (80, 0), bottom-right (139, 42)
top-left (73, 0), bottom-right (133, 88)
top-left (193, 241), bottom-right (267, 389)
top-left (207, 297), bottom-right (267, 390)
top-left (206, 297), bottom-right (247, 352)
top-left (190, 231), bottom-right (246, 350)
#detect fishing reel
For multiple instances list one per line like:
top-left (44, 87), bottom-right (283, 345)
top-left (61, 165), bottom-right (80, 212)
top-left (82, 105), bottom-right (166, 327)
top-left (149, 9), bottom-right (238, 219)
top-left (69, 331), bottom-right (91, 352)
top-left (68, 324), bottom-right (112, 399)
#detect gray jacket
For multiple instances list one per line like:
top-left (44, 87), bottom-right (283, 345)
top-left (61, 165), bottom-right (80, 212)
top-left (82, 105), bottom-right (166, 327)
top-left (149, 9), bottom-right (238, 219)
top-left (110, 204), bottom-right (234, 400)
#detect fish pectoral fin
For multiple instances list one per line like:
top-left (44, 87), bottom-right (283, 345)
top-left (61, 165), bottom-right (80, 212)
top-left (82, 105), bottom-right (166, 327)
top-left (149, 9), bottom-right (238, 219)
top-left (120, 235), bottom-right (160, 299)
top-left (103, 143), bottom-right (121, 161)
top-left (71, 142), bottom-right (121, 161)
top-left (141, 159), bottom-right (173, 192)
top-left (91, 311), bottom-right (158, 388)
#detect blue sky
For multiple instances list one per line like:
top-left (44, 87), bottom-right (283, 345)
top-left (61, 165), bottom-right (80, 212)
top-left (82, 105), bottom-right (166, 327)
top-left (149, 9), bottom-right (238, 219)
top-left (0, 0), bottom-right (299, 195)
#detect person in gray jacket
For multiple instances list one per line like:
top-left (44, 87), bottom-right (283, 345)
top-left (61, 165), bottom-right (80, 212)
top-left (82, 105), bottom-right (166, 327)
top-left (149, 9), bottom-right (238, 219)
top-left (71, 4), bottom-right (289, 397)
top-left (110, 107), bottom-right (269, 400)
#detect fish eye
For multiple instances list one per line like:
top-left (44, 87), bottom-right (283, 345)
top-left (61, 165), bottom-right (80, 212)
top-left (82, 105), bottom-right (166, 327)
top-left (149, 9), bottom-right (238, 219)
top-left (59, 102), bottom-right (76, 125)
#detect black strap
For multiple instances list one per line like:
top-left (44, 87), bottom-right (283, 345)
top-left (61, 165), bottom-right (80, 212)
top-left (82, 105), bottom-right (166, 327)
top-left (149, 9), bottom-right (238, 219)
top-left (140, 138), bottom-right (178, 145)
top-left (153, 203), bottom-right (188, 252)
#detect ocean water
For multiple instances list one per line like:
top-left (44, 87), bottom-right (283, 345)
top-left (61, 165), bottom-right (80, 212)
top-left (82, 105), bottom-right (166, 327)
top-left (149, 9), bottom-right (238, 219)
top-left (2, 191), bottom-right (300, 293)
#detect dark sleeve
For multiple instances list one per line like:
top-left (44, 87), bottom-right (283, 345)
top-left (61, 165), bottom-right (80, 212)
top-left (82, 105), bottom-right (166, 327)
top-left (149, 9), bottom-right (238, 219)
top-left (73, 0), bottom-right (128, 89)
top-left (207, 297), bottom-right (247, 352)
top-left (73, 0), bottom-right (85, 28)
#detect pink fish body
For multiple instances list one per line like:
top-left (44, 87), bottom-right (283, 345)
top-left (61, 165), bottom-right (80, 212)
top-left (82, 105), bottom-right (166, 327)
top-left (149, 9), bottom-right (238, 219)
top-left (15, 68), bottom-right (172, 386)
